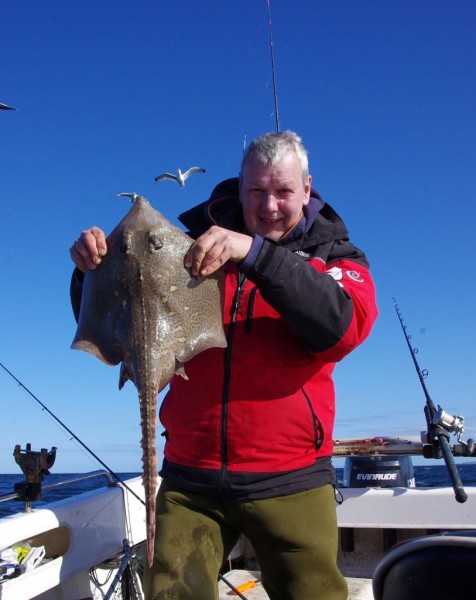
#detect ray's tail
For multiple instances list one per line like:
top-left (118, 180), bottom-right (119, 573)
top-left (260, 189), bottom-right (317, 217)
top-left (139, 387), bottom-right (159, 568)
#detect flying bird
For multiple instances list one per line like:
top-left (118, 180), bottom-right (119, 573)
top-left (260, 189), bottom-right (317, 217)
top-left (115, 192), bottom-right (140, 202)
top-left (0, 102), bottom-right (15, 110)
top-left (154, 167), bottom-right (205, 187)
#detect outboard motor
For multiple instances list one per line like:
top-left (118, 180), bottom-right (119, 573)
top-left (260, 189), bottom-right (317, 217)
top-left (343, 455), bottom-right (415, 488)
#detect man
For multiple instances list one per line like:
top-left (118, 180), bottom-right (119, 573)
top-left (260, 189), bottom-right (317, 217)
top-left (70, 131), bottom-right (378, 599)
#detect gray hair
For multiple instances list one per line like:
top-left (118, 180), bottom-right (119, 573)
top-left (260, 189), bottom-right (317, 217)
top-left (240, 131), bottom-right (309, 183)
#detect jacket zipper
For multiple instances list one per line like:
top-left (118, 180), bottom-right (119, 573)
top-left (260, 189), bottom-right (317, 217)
top-left (219, 272), bottom-right (245, 489)
top-left (302, 387), bottom-right (324, 449)
top-left (244, 287), bottom-right (258, 333)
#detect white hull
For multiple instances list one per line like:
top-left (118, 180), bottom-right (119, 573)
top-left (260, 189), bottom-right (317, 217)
top-left (0, 476), bottom-right (146, 600)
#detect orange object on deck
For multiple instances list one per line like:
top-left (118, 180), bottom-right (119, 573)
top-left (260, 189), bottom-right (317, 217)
top-left (234, 580), bottom-right (256, 594)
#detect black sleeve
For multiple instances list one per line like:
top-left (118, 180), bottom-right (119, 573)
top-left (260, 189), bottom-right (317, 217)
top-left (245, 239), bottom-right (355, 353)
top-left (70, 268), bottom-right (85, 323)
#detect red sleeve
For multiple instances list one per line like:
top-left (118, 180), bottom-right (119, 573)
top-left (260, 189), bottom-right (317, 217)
top-left (313, 258), bottom-right (378, 362)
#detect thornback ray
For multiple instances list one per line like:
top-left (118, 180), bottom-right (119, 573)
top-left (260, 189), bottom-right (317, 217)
top-left (71, 195), bottom-right (226, 566)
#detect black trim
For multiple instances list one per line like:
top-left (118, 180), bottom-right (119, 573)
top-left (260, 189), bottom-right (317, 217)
top-left (245, 287), bottom-right (258, 333)
top-left (160, 456), bottom-right (335, 501)
top-left (219, 273), bottom-right (245, 490)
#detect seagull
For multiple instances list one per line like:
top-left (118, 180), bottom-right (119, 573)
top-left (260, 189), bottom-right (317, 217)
top-left (115, 192), bottom-right (140, 203)
top-left (0, 102), bottom-right (15, 110)
top-left (154, 167), bottom-right (205, 187)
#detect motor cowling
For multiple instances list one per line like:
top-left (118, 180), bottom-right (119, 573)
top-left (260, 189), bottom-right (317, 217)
top-left (343, 455), bottom-right (415, 488)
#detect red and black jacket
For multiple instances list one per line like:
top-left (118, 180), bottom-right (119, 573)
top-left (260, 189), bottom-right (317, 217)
top-left (157, 178), bottom-right (378, 500)
top-left (70, 179), bottom-right (378, 500)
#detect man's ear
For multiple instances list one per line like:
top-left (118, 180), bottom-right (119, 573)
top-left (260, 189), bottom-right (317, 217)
top-left (303, 175), bottom-right (312, 205)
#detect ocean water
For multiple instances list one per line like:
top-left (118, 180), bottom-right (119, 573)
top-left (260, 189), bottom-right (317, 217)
top-left (0, 464), bottom-right (475, 519)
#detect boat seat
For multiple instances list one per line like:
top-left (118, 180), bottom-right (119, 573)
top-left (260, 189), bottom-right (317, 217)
top-left (372, 530), bottom-right (476, 600)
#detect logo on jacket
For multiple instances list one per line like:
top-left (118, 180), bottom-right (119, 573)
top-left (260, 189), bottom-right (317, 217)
top-left (295, 250), bottom-right (311, 259)
top-left (346, 270), bottom-right (364, 282)
top-left (326, 267), bottom-right (364, 285)
top-left (326, 267), bottom-right (343, 287)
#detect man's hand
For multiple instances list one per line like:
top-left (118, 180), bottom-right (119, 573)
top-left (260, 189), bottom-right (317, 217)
top-left (185, 226), bottom-right (253, 278)
top-left (70, 227), bottom-right (108, 272)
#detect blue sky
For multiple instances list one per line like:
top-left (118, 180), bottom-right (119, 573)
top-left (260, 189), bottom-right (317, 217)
top-left (1, 1), bottom-right (475, 474)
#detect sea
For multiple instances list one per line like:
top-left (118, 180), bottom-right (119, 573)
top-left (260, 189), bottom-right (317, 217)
top-left (1, 463), bottom-right (475, 518)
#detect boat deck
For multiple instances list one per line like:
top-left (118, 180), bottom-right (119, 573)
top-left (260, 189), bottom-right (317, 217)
top-left (218, 570), bottom-right (373, 599)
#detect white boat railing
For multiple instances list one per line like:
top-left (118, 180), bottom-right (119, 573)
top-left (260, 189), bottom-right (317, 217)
top-left (0, 476), bottom-right (148, 600)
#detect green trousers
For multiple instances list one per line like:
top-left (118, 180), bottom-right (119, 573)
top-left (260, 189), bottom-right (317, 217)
top-left (143, 481), bottom-right (347, 600)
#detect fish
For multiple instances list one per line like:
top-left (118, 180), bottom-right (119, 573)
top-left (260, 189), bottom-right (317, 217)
top-left (154, 166), bottom-right (205, 187)
top-left (71, 195), bottom-right (227, 566)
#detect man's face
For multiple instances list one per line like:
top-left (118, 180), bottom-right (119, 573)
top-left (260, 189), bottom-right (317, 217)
top-left (240, 151), bottom-right (311, 241)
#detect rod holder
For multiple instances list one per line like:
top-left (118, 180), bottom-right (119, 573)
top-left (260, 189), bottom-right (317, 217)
top-left (13, 443), bottom-right (57, 507)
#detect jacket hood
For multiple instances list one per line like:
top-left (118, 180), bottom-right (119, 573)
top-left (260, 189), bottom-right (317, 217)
top-left (178, 177), bottom-right (349, 249)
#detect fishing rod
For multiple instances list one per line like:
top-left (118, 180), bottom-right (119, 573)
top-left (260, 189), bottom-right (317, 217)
top-left (240, 2), bottom-right (279, 153)
top-left (0, 360), bottom-right (145, 506)
top-left (266, 0), bottom-right (280, 133)
top-left (392, 299), bottom-right (470, 503)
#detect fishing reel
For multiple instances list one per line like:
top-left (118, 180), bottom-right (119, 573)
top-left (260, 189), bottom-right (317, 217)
top-left (422, 405), bottom-right (475, 458)
top-left (432, 407), bottom-right (465, 438)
